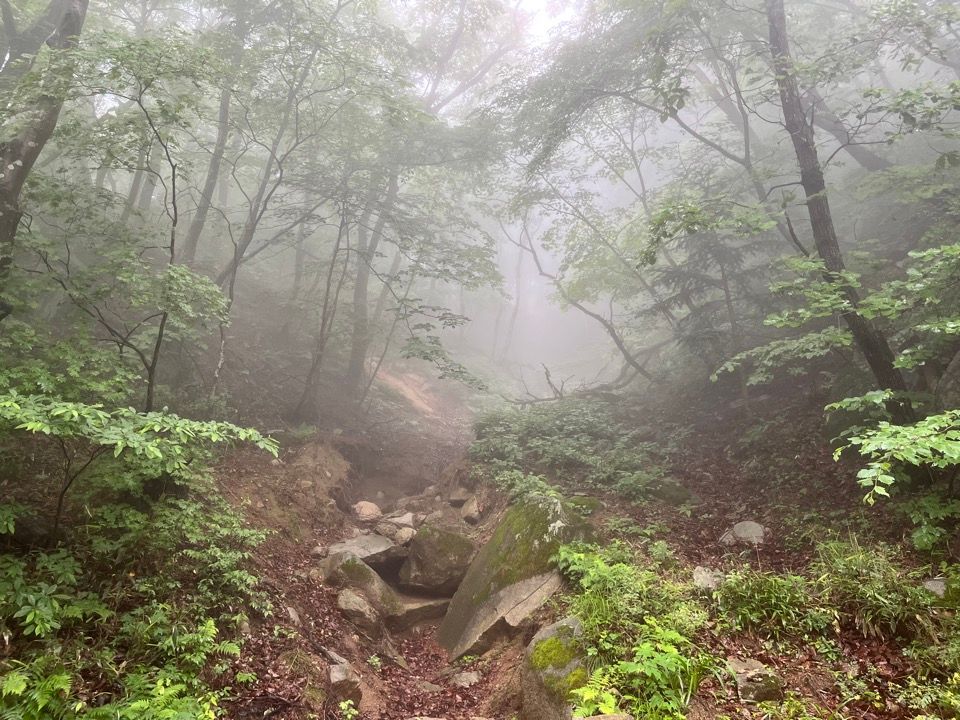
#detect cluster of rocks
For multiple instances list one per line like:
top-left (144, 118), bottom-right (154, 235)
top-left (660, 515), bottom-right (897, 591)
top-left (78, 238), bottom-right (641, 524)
top-left (309, 482), bottom-right (597, 712)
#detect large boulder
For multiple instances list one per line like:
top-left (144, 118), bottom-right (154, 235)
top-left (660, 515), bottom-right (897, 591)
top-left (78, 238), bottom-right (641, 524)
top-left (399, 525), bottom-right (475, 595)
top-left (437, 500), bottom-right (591, 659)
top-left (522, 617), bottom-right (588, 720)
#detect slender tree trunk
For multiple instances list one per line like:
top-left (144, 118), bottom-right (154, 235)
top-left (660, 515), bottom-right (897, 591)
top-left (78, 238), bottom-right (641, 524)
top-left (181, 84), bottom-right (232, 265)
top-left (293, 214), bottom-right (350, 421)
top-left (765, 0), bottom-right (913, 423)
top-left (346, 172), bottom-right (399, 397)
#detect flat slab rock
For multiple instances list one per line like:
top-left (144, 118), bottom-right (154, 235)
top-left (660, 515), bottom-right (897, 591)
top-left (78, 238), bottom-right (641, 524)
top-left (444, 571), bottom-right (563, 659)
top-left (328, 533), bottom-right (404, 568)
top-left (449, 670), bottom-right (481, 688)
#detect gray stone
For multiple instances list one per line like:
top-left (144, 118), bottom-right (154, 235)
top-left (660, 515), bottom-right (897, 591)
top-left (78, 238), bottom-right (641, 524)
top-left (353, 500), bottom-right (382, 521)
top-left (375, 521), bottom-right (417, 545)
top-left (329, 663), bottom-right (362, 704)
top-left (924, 578), bottom-right (947, 598)
top-left (320, 552), bottom-right (405, 617)
top-left (423, 506), bottom-right (463, 528)
top-left (692, 566), bottom-right (723, 591)
top-left (460, 496), bottom-right (481, 524)
top-left (386, 596), bottom-right (451, 632)
top-left (450, 670), bottom-right (481, 689)
top-left (728, 657), bottom-right (783, 703)
top-left (337, 589), bottom-right (381, 633)
top-left (522, 617), bottom-right (586, 720)
top-left (384, 511), bottom-right (417, 528)
top-left (322, 551), bottom-right (448, 631)
top-left (328, 533), bottom-right (404, 570)
top-left (309, 544), bottom-right (327, 558)
top-left (394, 526), bottom-right (417, 545)
top-left (720, 521), bottom-right (768, 547)
top-left (399, 525), bottom-right (475, 595)
top-left (286, 606), bottom-right (302, 626)
top-left (448, 486), bottom-right (472, 507)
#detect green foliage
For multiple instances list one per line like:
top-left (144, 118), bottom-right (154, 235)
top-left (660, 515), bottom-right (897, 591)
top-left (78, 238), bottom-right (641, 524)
top-left (716, 570), bottom-right (834, 640)
top-left (556, 543), bottom-right (713, 719)
top-left (492, 469), bottom-right (563, 504)
top-left (836, 409), bottom-right (960, 503)
top-left (339, 699), bottom-right (360, 720)
top-left (713, 327), bottom-right (853, 385)
top-left (812, 540), bottom-right (933, 640)
top-left (757, 692), bottom-right (849, 720)
top-left (0, 392), bottom-right (276, 472)
top-left (472, 400), bottom-right (669, 500)
top-left (0, 551), bottom-right (110, 639)
top-left (900, 494), bottom-right (960, 552)
top-left (0, 321), bottom-right (138, 405)
top-left (894, 673), bottom-right (960, 719)
top-left (0, 485), bottom-right (266, 718)
top-left (0, 389), bottom-right (274, 718)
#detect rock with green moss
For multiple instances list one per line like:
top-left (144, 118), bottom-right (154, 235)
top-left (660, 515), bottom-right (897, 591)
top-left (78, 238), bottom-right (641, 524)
top-left (522, 617), bottom-right (588, 720)
top-left (399, 524), bottom-right (475, 595)
top-left (437, 500), bottom-right (591, 659)
top-left (321, 551), bottom-right (404, 617)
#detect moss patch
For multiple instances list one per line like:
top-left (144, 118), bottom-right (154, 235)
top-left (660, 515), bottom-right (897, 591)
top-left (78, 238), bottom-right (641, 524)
top-left (544, 665), bottom-right (588, 700)
top-left (531, 630), bottom-right (579, 671)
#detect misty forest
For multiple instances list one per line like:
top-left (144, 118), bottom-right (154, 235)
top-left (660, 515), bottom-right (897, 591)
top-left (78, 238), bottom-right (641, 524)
top-left (5, 0), bottom-right (960, 719)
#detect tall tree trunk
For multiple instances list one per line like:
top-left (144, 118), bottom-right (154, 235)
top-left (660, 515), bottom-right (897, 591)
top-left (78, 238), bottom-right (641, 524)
top-left (765, 0), bottom-right (913, 424)
top-left (181, 83), bottom-right (232, 265)
top-left (0, 0), bottom-right (89, 313)
top-left (346, 172), bottom-right (399, 397)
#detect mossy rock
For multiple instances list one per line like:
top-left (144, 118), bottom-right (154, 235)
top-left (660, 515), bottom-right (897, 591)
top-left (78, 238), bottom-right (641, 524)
top-left (437, 500), bottom-right (591, 658)
top-left (399, 524), bottom-right (475, 595)
top-left (522, 617), bottom-right (587, 720)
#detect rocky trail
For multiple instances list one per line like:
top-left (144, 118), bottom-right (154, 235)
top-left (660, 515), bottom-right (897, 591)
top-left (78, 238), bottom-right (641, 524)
top-left (212, 379), bottom-right (930, 720)
top-left (217, 373), bottom-right (534, 720)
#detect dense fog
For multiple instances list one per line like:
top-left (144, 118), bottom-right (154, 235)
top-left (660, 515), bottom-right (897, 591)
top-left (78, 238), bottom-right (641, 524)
top-left (3, 1), bottom-right (960, 718)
